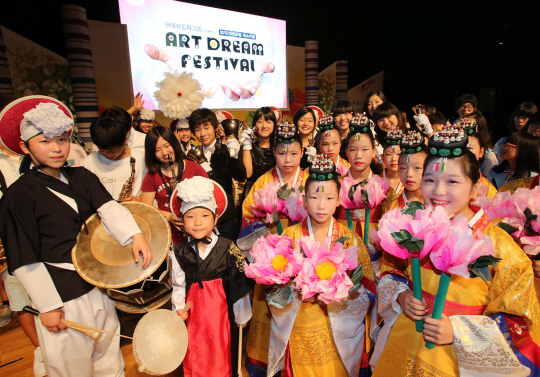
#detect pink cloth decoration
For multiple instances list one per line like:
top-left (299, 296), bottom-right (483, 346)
top-left (377, 205), bottom-right (451, 260)
top-left (351, 175), bottom-right (390, 209)
top-left (429, 216), bottom-right (496, 278)
top-left (294, 236), bottom-right (359, 304)
top-left (336, 162), bottom-right (349, 177)
top-left (244, 233), bottom-right (303, 285)
top-left (339, 177), bottom-right (358, 209)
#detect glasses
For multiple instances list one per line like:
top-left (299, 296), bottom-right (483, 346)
top-left (502, 142), bottom-right (517, 149)
top-left (460, 104), bottom-right (475, 110)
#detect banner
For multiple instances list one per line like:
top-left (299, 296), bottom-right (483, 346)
top-left (118, 0), bottom-right (287, 110)
top-left (348, 71), bottom-right (384, 110)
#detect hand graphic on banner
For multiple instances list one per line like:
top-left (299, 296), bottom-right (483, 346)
top-left (144, 44), bottom-right (275, 101)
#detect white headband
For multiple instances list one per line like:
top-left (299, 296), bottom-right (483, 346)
top-left (177, 176), bottom-right (217, 215)
top-left (20, 103), bottom-right (73, 142)
top-left (139, 108), bottom-right (155, 121)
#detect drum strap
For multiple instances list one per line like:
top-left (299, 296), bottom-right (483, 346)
top-left (107, 288), bottom-right (172, 308)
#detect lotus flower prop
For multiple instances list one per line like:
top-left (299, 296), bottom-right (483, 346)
top-left (252, 181), bottom-right (282, 230)
top-left (479, 187), bottom-right (540, 257)
top-left (293, 236), bottom-right (359, 304)
top-left (348, 175), bottom-right (391, 244)
top-left (278, 184), bottom-right (308, 224)
top-left (377, 202), bottom-right (452, 332)
top-left (336, 162), bottom-right (350, 177)
top-left (244, 233), bottom-right (302, 286)
top-left (426, 215), bottom-right (498, 349)
top-left (339, 177), bottom-right (359, 230)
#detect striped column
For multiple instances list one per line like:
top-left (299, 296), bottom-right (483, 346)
top-left (336, 60), bottom-right (348, 100)
top-left (61, 4), bottom-right (99, 142)
top-left (305, 40), bottom-right (318, 106)
top-left (0, 28), bottom-right (15, 98)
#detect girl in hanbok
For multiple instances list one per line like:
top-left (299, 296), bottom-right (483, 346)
top-left (267, 155), bottom-right (376, 377)
top-left (317, 115), bottom-right (351, 176)
top-left (239, 121), bottom-right (307, 376)
top-left (372, 129), bottom-right (540, 376)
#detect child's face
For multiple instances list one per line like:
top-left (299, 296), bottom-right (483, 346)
top-left (297, 113), bottom-right (315, 138)
top-left (255, 116), bottom-right (274, 138)
top-left (193, 121), bottom-right (216, 147)
top-left (21, 132), bottom-right (70, 169)
top-left (421, 158), bottom-right (477, 217)
top-left (383, 145), bottom-right (401, 172)
top-left (304, 180), bottom-right (340, 225)
top-left (398, 152), bottom-right (426, 193)
top-left (466, 136), bottom-right (484, 162)
top-left (377, 115), bottom-right (398, 132)
top-left (155, 136), bottom-right (175, 164)
top-left (274, 142), bottom-right (302, 175)
top-left (183, 207), bottom-right (217, 239)
top-left (319, 129), bottom-right (341, 163)
top-left (346, 134), bottom-right (374, 173)
top-left (175, 129), bottom-right (192, 143)
top-left (334, 112), bottom-right (353, 132)
top-left (138, 120), bottom-right (154, 133)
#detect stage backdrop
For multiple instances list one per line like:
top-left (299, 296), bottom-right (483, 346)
top-left (0, 26), bottom-right (76, 126)
top-left (318, 62), bottom-right (337, 114)
top-left (118, 0), bottom-right (287, 110)
top-left (348, 71), bottom-right (384, 111)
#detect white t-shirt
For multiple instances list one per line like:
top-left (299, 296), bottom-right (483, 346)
top-left (128, 128), bottom-right (146, 153)
top-left (82, 149), bottom-right (147, 199)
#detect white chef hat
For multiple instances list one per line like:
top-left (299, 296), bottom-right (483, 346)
top-left (177, 176), bottom-right (217, 215)
top-left (138, 108), bottom-right (155, 121)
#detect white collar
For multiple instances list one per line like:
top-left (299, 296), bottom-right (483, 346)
top-left (189, 233), bottom-right (218, 261)
top-left (203, 140), bottom-right (217, 150)
top-left (307, 217), bottom-right (334, 248)
top-left (468, 208), bottom-right (484, 228)
top-left (276, 166), bottom-right (300, 187)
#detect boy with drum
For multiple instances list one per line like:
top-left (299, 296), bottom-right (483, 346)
top-left (0, 96), bottom-right (153, 377)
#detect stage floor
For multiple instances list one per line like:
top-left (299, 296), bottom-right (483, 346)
top-left (0, 304), bottom-right (250, 376)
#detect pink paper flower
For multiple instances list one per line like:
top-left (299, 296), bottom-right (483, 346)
top-left (430, 216), bottom-right (496, 278)
top-left (244, 233), bottom-right (303, 285)
top-left (282, 186), bottom-right (308, 223)
top-left (339, 177), bottom-right (358, 209)
top-left (351, 175), bottom-right (391, 209)
top-left (294, 236), bottom-right (359, 304)
top-left (252, 181), bottom-right (281, 224)
top-left (520, 236), bottom-right (540, 256)
top-left (377, 205), bottom-right (451, 260)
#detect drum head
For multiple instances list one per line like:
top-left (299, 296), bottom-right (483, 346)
top-left (72, 202), bottom-right (171, 289)
top-left (133, 309), bottom-right (188, 375)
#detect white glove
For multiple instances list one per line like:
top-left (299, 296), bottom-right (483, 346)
top-left (226, 138), bottom-right (241, 159)
top-left (305, 146), bottom-right (317, 162)
top-left (201, 161), bottom-right (213, 172)
top-left (413, 114), bottom-right (433, 134)
top-left (240, 128), bottom-right (253, 151)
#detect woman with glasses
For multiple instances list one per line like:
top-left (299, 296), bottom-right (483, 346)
top-left (488, 131), bottom-right (540, 189)
top-left (454, 93), bottom-right (478, 120)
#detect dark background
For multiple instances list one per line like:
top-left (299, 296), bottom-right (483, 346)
top-left (2, 0), bottom-right (539, 141)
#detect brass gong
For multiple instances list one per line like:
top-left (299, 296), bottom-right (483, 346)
top-left (72, 202), bottom-right (171, 289)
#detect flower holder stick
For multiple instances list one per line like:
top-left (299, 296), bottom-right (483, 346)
top-left (276, 220), bottom-right (283, 235)
top-left (363, 208), bottom-right (371, 244)
top-left (346, 209), bottom-right (353, 230)
top-left (425, 272), bottom-right (451, 349)
top-left (411, 257), bottom-right (423, 332)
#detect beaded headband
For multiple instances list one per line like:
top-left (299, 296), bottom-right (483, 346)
top-left (309, 154), bottom-right (336, 192)
top-left (428, 122), bottom-right (469, 171)
top-left (275, 120), bottom-right (300, 147)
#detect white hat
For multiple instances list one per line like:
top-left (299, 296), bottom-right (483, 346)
top-left (138, 108), bottom-right (155, 121)
top-left (20, 102), bottom-right (73, 142)
top-left (176, 119), bottom-right (190, 130)
top-left (177, 176), bottom-right (217, 215)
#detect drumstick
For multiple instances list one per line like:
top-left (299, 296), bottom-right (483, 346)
top-left (238, 325), bottom-right (243, 376)
top-left (23, 306), bottom-right (133, 340)
top-left (184, 301), bottom-right (191, 312)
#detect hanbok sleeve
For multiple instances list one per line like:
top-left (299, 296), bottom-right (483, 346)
top-left (169, 248), bottom-right (186, 312)
top-left (98, 201), bottom-right (141, 247)
top-left (13, 263), bottom-right (63, 313)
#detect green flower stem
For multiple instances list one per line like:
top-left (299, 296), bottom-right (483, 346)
top-left (276, 220), bottom-right (283, 235)
top-left (363, 208), bottom-right (371, 244)
top-left (411, 257), bottom-right (423, 332)
top-left (425, 272), bottom-right (451, 349)
top-left (346, 209), bottom-right (353, 230)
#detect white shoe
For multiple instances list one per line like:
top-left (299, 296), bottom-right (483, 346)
top-left (34, 347), bottom-right (47, 377)
top-left (0, 303), bottom-right (12, 327)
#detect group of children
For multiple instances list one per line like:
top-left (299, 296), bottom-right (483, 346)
top-left (0, 93), bottom-right (539, 377)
